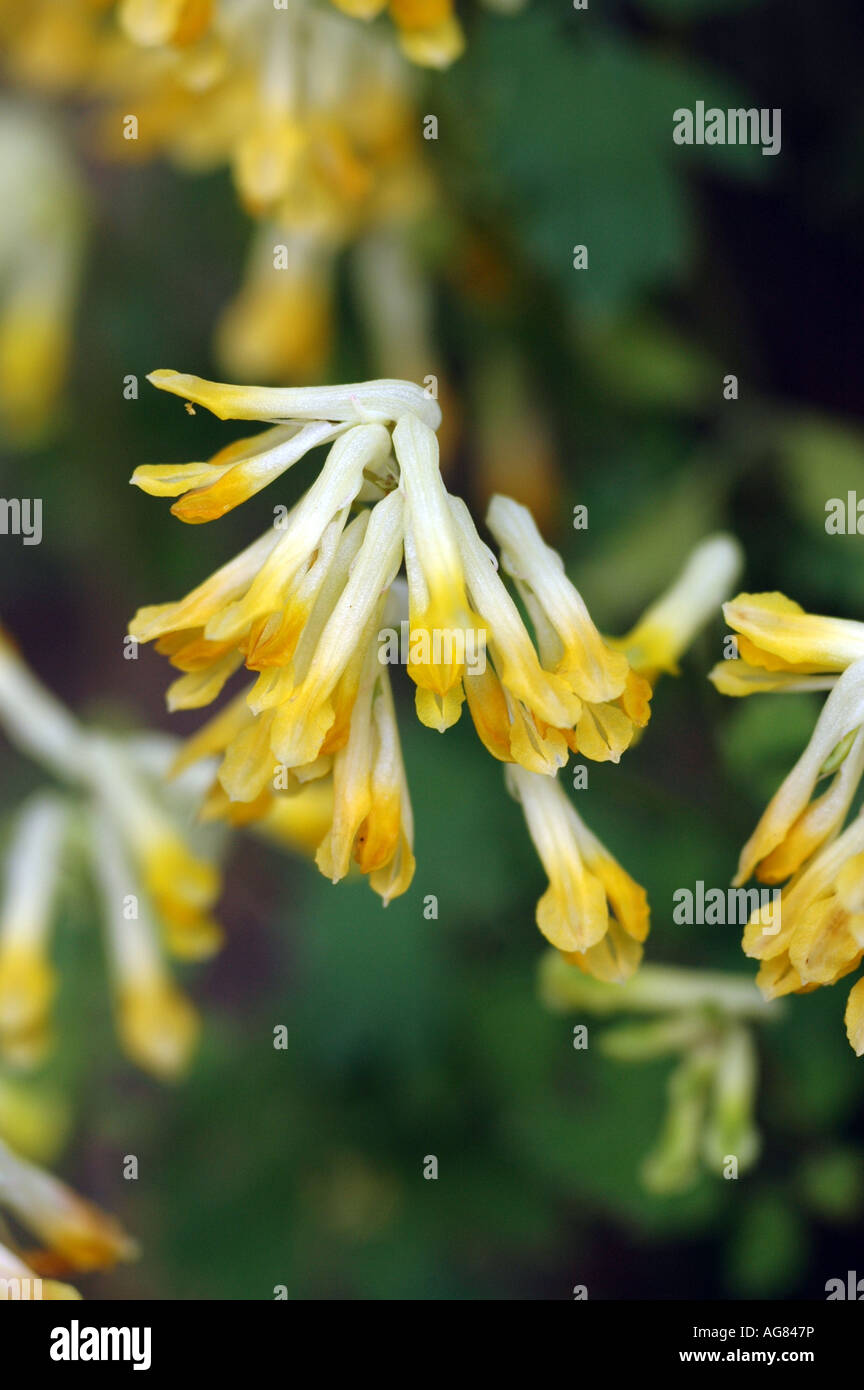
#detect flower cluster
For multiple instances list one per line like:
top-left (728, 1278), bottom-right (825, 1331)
top-left (540, 954), bottom-right (774, 1192)
top-left (0, 1), bottom-right (442, 389)
top-left (0, 625), bottom-right (224, 1079)
top-left (131, 370), bottom-right (740, 980)
top-left (712, 593), bottom-right (864, 1053)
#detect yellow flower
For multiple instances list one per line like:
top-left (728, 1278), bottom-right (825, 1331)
top-left (89, 804), bottom-right (201, 1081)
top-left (0, 1134), bottom-right (137, 1276)
top-left (4, 0), bottom-right (439, 396)
top-left (119, 0), bottom-right (214, 49)
top-left (330, 0), bottom-right (466, 67)
top-left (487, 496), bottom-right (646, 765)
top-left (396, 413), bottom-right (485, 729)
top-left (709, 592), bottom-right (864, 696)
top-left (507, 765), bottom-right (649, 980)
top-left (714, 592), bottom-right (864, 1054)
top-left (0, 626), bottom-right (222, 1074)
top-left (618, 535), bottom-right (743, 683)
top-left (388, 0), bottom-right (465, 68)
top-left (733, 662), bottom-right (864, 886)
top-left (215, 226), bottom-right (333, 383)
top-left (0, 796), bottom-right (66, 1066)
top-left (315, 640), bottom-right (415, 903)
top-left (130, 372), bottom-right (650, 910)
top-left (0, 101), bottom-right (84, 445)
top-left (740, 814), bottom-right (864, 1054)
top-left (0, 1238), bottom-right (80, 1300)
top-left (504, 533), bottom-right (741, 968)
top-left (448, 495), bottom-right (583, 771)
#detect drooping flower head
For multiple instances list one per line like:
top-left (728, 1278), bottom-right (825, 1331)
top-left (129, 371), bottom-right (655, 951)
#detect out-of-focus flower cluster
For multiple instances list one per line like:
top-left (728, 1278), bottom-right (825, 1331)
top-left (0, 0), bottom-right (461, 438)
top-left (0, 624), bottom-right (225, 1081)
top-left (540, 953), bottom-right (776, 1192)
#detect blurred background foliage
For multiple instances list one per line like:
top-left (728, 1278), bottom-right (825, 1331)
top-left (2, 0), bottom-right (864, 1298)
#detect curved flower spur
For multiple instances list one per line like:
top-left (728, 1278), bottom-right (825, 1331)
top-left (129, 371), bottom-right (659, 947)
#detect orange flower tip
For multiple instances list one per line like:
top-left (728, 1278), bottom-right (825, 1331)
top-left (169, 496), bottom-right (220, 524)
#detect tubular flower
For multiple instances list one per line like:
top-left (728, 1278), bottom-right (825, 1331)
top-left (0, 1134), bottom-right (137, 1298)
top-left (0, 796), bottom-right (67, 1066)
top-left (540, 956), bottom-right (772, 1192)
top-left (216, 226), bottom-right (333, 383)
top-left (709, 592), bottom-right (864, 696)
top-left (329, 0), bottom-right (465, 68)
top-left (487, 496), bottom-right (643, 765)
top-left (0, 624), bottom-right (223, 1078)
top-left (0, 100), bottom-right (84, 445)
top-left (0, 1238), bottom-right (80, 1300)
top-left (741, 814), bottom-right (864, 1055)
top-left (616, 535), bottom-right (744, 685)
top-left (508, 535), bottom-right (742, 978)
top-left (713, 595), bottom-right (864, 1053)
top-left (129, 372), bottom-right (653, 912)
top-left (507, 764), bottom-right (648, 982)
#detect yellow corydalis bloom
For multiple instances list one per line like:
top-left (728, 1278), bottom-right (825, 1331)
top-left (507, 765), bottom-right (649, 982)
top-left (731, 662), bottom-right (864, 888)
top-left (487, 496), bottom-right (647, 765)
top-left (0, 796), bottom-right (66, 1066)
top-left (89, 805), bottom-right (200, 1081)
top-left (0, 101), bottom-right (84, 445)
top-left (131, 373), bottom-right (437, 901)
top-left (507, 533), bottom-right (742, 972)
top-left (0, 1237), bottom-right (80, 1300)
top-left (740, 814), bottom-right (864, 1055)
top-left (330, 0), bottom-right (465, 68)
top-left (216, 227), bottom-right (332, 382)
top-left (396, 413), bottom-right (484, 730)
top-left (618, 535), bottom-right (744, 684)
top-left (0, 624), bottom-right (219, 1077)
top-left (710, 592), bottom-right (864, 695)
top-left (0, 1134), bottom-right (137, 1278)
top-left (87, 736), bottom-right (222, 961)
top-left (315, 639), bottom-right (415, 903)
top-left (5, 0), bottom-right (436, 388)
top-left (713, 592), bottom-right (864, 1054)
top-left (119, 0), bottom-right (214, 49)
top-left (130, 371), bottom-right (651, 915)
